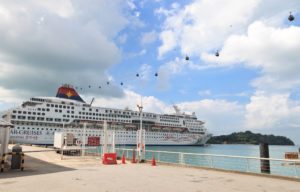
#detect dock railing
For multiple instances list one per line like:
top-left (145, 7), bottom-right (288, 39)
top-left (115, 148), bottom-right (300, 179)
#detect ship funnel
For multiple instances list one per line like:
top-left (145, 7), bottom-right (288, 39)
top-left (56, 84), bottom-right (85, 103)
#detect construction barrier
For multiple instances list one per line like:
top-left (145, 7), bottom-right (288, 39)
top-left (102, 153), bottom-right (117, 165)
top-left (88, 137), bottom-right (100, 146)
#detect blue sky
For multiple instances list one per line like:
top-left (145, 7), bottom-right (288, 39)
top-left (0, 0), bottom-right (300, 144)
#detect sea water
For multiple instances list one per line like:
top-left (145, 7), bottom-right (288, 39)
top-left (119, 144), bottom-right (299, 159)
top-left (115, 144), bottom-right (300, 177)
top-left (144, 144), bottom-right (300, 159)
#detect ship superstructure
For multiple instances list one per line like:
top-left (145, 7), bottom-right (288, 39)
top-left (2, 84), bottom-right (212, 145)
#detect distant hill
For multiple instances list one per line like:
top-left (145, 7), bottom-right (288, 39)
top-left (207, 131), bottom-right (294, 145)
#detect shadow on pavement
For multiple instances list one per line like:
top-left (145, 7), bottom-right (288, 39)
top-left (0, 155), bottom-right (75, 179)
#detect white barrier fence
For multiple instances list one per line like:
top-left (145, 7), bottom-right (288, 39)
top-left (59, 146), bottom-right (102, 160)
top-left (115, 148), bottom-right (300, 178)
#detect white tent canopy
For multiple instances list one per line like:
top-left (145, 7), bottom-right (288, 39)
top-left (0, 120), bottom-right (14, 156)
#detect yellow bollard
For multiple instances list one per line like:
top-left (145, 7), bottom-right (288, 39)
top-left (1, 154), bottom-right (6, 172)
top-left (20, 153), bottom-right (25, 171)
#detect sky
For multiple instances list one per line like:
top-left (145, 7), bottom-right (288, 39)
top-left (0, 0), bottom-right (300, 144)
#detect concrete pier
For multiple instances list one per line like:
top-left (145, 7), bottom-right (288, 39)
top-left (0, 146), bottom-right (299, 192)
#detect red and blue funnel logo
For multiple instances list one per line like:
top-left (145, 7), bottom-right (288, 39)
top-left (56, 85), bottom-right (85, 103)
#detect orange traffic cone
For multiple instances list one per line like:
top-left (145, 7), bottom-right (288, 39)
top-left (122, 153), bottom-right (126, 164)
top-left (152, 154), bottom-right (156, 166)
top-left (131, 149), bottom-right (136, 163)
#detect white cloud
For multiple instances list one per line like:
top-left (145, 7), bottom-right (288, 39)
top-left (0, 87), bottom-right (24, 104)
top-left (157, 57), bottom-right (187, 90)
top-left (204, 22), bottom-right (300, 92)
top-left (139, 49), bottom-right (147, 55)
top-left (138, 63), bottom-right (152, 81)
top-left (0, 1), bottom-right (136, 100)
top-left (158, 30), bottom-right (177, 58)
top-left (245, 92), bottom-right (300, 129)
top-left (35, 0), bottom-right (75, 18)
top-left (135, 11), bottom-right (141, 17)
top-left (117, 34), bottom-right (128, 44)
top-left (214, 91), bottom-right (250, 98)
top-left (93, 90), bottom-right (168, 114)
top-left (158, 0), bottom-right (300, 64)
top-left (127, 0), bottom-right (137, 10)
top-left (140, 30), bottom-right (158, 45)
top-left (198, 90), bottom-right (211, 96)
top-left (157, 0), bottom-right (261, 57)
top-left (177, 99), bottom-right (245, 134)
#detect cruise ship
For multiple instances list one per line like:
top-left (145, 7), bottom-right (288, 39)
top-left (2, 84), bottom-right (212, 145)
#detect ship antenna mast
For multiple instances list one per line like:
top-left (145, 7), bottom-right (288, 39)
top-left (90, 97), bottom-right (95, 106)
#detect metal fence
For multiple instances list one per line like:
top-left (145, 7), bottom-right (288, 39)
top-left (115, 148), bottom-right (300, 178)
top-left (59, 146), bottom-right (102, 160)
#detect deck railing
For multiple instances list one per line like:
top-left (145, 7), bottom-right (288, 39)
top-left (115, 148), bottom-right (300, 179)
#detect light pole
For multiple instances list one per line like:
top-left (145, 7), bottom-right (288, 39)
top-left (134, 71), bottom-right (158, 162)
top-left (137, 96), bottom-right (144, 162)
top-left (82, 122), bottom-right (86, 157)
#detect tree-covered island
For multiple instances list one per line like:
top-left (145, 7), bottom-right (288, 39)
top-left (207, 131), bottom-right (294, 145)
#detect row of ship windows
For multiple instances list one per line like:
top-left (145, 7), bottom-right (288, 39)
top-left (12, 115), bottom-right (132, 123)
top-left (61, 114), bottom-right (130, 120)
top-left (78, 112), bottom-right (130, 118)
top-left (14, 106), bottom-right (166, 121)
top-left (184, 118), bottom-right (198, 122)
top-left (189, 129), bottom-right (202, 132)
top-left (52, 109), bottom-right (154, 119)
top-left (14, 128), bottom-right (181, 139)
top-left (160, 116), bottom-right (179, 121)
top-left (46, 103), bottom-right (157, 118)
top-left (55, 109), bottom-right (74, 113)
top-left (160, 119), bottom-right (180, 123)
top-left (46, 103), bottom-right (74, 110)
top-left (159, 123), bottom-right (181, 127)
top-left (187, 126), bottom-right (202, 129)
top-left (12, 116), bottom-right (64, 122)
top-left (186, 122), bottom-right (201, 126)
top-left (97, 109), bottom-right (156, 118)
top-left (74, 117), bottom-right (131, 122)
top-left (14, 127), bottom-right (188, 136)
top-left (12, 111), bottom-right (46, 115)
top-left (16, 127), bottom-right (58, 131)
top-left (79, 111), bottom-right (153, 119)
top-left (71, 134), bottom-right (176, 138)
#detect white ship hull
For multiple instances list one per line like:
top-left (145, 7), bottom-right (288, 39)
top-left (10, 128), bottom-right (211, 146)
top-left (3, 84), bottom-right (212, 146)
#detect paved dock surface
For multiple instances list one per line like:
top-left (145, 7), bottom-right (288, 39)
top-left (0, 146), bottom-right (299, 192)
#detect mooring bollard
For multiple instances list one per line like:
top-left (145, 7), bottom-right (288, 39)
top-left (11, 144), bottom-right (22, 169)
top-left (259, 143), bottom-right (270, 174)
